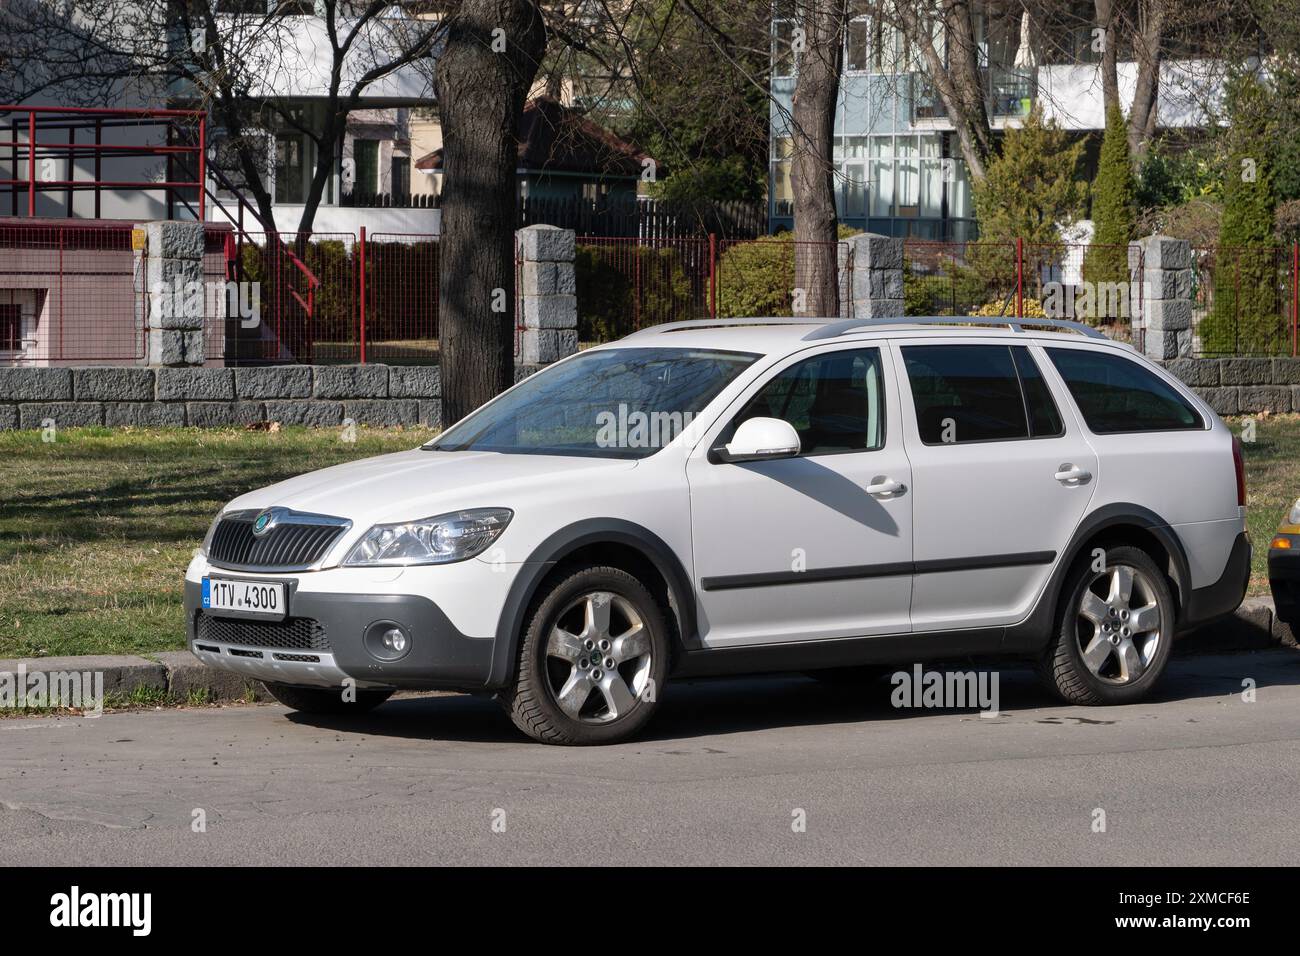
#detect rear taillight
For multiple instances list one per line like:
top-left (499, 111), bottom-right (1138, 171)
top-left (1232, 435), bottom-right (1246, 507)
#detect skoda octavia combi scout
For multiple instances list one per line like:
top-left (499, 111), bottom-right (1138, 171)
top-left (186, 317), bottom-right (1249, 744)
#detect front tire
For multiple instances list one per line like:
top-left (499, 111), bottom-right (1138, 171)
top-left (262, 682), bottom-right (393, 715)
top-left (502, 565), bottom-right (669, 745)
top-left (1040, 545), bottom-right (1174, 705)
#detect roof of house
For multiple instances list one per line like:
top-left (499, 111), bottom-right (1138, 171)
top-left (415, 96), bottom-right (654, 178)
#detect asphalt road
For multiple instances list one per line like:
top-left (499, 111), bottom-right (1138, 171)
top-left (2, 651), bottom-right (1298, 866)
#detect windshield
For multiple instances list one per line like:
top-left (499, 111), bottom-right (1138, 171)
top-left (426, 347), bottom-right (760, 459)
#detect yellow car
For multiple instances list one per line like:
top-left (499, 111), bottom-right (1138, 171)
top-left (1268, 500), bottom-right (1300, 627)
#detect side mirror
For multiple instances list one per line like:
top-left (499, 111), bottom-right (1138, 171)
top-left (719, 417), bottom-right (801, 463)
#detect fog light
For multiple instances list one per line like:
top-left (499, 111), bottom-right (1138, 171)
top-left (364, 620), bottom-right (412, 662)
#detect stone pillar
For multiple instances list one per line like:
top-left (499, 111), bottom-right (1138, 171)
top-left (1135, 234), bottom-right (1194, 361)
top-left (139, 221), bottom-right (209, 366)
top-left (847, 232), bottom-right (904, 319)
top-left (517, 224), bottom-right (578, 365)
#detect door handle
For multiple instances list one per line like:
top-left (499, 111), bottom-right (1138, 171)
top-left (865, 476), bottom-right (907, 497)
top-left (1054, 463), bottom-right (1092, 484)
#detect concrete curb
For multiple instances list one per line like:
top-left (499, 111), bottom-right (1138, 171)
top-left (1, 600), bottom-right (1295, 707)
top-left (0, 650), bottom-right (267, 706)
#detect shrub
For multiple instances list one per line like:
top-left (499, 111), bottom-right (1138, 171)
top-left (969, 297), bottom-right (1048, 319)
top-left (1084, 104), bottom-right (1137, 289)
top-left (716, 233), bottom-right (798, 318)
top-left (1199, 74), bottom-right (1283, 354)
top-left (574, 244), bottom-right (694, 341)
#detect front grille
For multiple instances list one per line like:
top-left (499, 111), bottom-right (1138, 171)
top-left (196, 612), bottom-right (331, 651)
top-left (208, 511), bottom-right (348, 570)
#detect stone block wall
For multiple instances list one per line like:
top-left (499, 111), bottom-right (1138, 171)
top-left (1163, 357), bottom-right (1300, 416)
top-left (0, 365), bottom-right (443, 431)
top-left (5, 354), bottom-right (1299, 431)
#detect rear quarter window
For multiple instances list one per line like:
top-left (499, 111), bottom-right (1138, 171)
top-left (1046, 348), bottom-right (1204, 433)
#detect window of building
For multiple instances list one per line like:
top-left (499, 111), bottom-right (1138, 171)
top-left (0, 304), bottom-right (21, 352)
top-left (846, 16), bottom-right (870, 73)
top-left (771, 135), bottom-right (793, 218)
top-left (772, 17), bottom-right (797, 78)
top-left (274, 133), bottom-right (306, 204)
top-left (392, 154), bottom-right (411, 201)
top-left (353, 139), bottom-right (379, 197)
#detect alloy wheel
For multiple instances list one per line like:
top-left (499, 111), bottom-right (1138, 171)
top-left (1075, 563), bottom-right (1163, 685)
top-left (544, 590), bottom-right (652, 723)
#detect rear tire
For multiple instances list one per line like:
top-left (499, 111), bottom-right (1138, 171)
top-left (1039, 545), bottom-right (1174, 705)
top-left (262, 682), bottom-right (393, 715)
top-left (501, 565), bottom-right (669, 745)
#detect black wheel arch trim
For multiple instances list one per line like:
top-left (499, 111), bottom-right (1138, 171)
top-left (1003, 501), bottom-right (1194, 653)
top-left (487, 518), bottom-right (697, 688)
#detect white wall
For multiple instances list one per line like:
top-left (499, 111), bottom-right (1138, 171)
top-left (1035, 59), bottom-right (1227, 131)
top-left (208, 202), bottom-right (439, 237)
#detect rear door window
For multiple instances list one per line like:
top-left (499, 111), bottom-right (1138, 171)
top-left (1046, 348), bottom-right (1203, 433)
top-left (902, 344), bottom-right (1062, 444)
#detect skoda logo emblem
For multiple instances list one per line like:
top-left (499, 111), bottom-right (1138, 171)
top-left (252, 510), bottom-right (276, 537)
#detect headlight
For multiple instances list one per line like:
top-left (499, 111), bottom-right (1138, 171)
top-left (342, 508), bottom-right (513, 567)
top-left (200, 513), bottom-right (223, 556)
top-left (1288, 498), bottom-right (1300, 526)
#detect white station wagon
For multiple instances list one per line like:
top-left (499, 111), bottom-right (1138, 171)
top-left (186, 317), bottom-right (1250, 744)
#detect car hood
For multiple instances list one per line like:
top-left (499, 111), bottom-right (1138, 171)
top-left (223, 447), bottom-right (639, 528)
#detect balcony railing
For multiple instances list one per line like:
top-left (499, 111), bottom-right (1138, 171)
top-left (911, 68), bottom-right (1038, 123)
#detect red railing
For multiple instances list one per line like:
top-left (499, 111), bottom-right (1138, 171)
top-left (0, 105), bottom-right (205, 220)
top-left (4, 223), bottom-right (1299, 365)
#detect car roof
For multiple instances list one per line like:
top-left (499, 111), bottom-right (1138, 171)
top-left (599, 316), bottom-right (1124, 356)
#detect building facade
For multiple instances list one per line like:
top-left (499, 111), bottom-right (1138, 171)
top-left (768, 3), bottom-right (1225, 240)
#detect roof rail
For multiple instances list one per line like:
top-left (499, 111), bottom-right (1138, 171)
top-left (622, 317), bottom-right (822, 338)
top-left (802, 316), bottom-right (1111, 341)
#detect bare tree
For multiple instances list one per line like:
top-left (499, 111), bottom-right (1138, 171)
top-left (0, 0), bottom-right (441, 236)
top-left (888, 0), bottom-right (992, 183)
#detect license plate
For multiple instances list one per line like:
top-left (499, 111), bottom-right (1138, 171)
top-left (202, 577), bottom-right (287, 620)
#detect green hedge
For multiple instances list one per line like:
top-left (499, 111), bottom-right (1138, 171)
top-left (574, 244), bottom-right (695, 341)
top-left (234, 239), bottom-right (441, 346)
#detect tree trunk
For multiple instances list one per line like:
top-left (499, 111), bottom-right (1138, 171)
top-left (1127, 0), bottom-right (1166, 167)
top-left (895, 1), bottom-right (990, 183)
top-left (1096, 0), bottom-right (1120, 116)
top-left (790, 0), bottom-right (845, 318)
top-left (436, 0), bottom-right (546, 423)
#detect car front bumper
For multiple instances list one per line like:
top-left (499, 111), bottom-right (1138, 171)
top-left (183, 570), bottom-right (498, 692)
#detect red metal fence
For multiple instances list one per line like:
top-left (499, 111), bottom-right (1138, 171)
top-left (3, 225), bottom-right (1299, 365)
top-left (0, 221), bottom-right (145, 362)
top-left (1190, 245), bottom-right (1298, 356)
